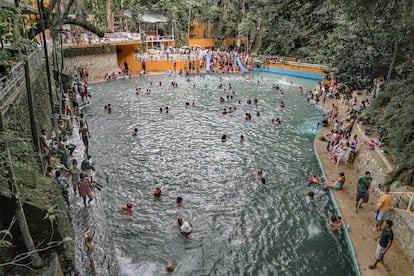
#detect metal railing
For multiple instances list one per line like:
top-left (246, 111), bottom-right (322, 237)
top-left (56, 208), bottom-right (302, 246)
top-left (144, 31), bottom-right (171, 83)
top-left (389, 192), bottom-right (414, 213)
top-left (0, 48), bottom-right (44, 111)
top-left (62, 32), bottom-right (175, 47)
top-left (134, 53), bottom-right (202, 62)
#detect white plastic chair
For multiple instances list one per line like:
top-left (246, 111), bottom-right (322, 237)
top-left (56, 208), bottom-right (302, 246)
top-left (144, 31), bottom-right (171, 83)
top-left (336, 149), bottom-right (351, 166)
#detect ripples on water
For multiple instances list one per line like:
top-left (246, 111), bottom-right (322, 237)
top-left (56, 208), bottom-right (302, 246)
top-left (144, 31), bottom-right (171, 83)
top-left (85, 72), bottom-right (353, 275)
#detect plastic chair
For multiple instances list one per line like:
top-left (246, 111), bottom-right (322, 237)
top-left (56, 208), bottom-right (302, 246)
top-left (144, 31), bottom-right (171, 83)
top-left (336, 149), bottom-right (351, 166)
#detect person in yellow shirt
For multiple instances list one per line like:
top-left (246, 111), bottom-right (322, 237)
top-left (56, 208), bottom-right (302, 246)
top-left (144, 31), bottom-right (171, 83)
top-left (374, 187), bottom-right (391, 231)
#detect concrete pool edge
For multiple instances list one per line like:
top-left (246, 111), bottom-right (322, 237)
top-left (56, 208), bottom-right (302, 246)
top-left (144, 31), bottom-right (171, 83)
top-left (311, 103), bottom-right (361, 276)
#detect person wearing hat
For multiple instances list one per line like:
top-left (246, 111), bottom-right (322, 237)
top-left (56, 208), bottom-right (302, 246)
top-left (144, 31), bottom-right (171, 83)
top-left (369, 219), bottom-right (394, 269)
top-left (323, 172), bottom-right (345, 191)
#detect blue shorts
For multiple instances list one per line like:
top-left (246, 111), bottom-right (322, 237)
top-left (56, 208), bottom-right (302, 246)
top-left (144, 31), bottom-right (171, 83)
top-left (86, 253), bottom-right (93, 261)
top-left (335, 182), bottom-right (342, 190)
top-left (374, 210), bottom-right (387, 222)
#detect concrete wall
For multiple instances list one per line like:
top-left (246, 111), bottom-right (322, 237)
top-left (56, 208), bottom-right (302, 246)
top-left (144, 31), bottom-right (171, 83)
top-left (63, 46), bottom-right (119, 81)
top-left (353, 123), bottom-right (414, 265)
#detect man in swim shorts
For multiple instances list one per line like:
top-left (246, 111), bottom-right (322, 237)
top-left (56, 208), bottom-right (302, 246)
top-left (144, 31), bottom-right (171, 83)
top-left (84, 229), bottom-right (95, 272)
top-left (369, 220), bottom-right (393, 270)
top-left (355, 171), bottom-right (372, 213)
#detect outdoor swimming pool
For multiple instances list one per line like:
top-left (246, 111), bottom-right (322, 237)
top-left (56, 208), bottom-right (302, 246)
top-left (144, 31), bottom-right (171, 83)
top-left (85, 72), bottom-right (354, 275)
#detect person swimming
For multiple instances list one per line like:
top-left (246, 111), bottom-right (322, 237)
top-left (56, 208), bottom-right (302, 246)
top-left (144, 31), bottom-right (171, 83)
top-left (132, 128), bottom-right (138, 136)
top-left (121, 201), bottom-right (133, 213)
top-left (306, 191), bottom-right (315, 207)
top-left (176, 196), bottom-right (183, 207)
top-left (153, 186), bottom-right (161, 197)
top-left (221, 134), bottom-right (227, 142)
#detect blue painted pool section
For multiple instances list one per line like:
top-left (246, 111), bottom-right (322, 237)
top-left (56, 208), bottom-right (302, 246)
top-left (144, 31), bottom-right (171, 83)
top-left (258, 66), bottom-right (325, 80)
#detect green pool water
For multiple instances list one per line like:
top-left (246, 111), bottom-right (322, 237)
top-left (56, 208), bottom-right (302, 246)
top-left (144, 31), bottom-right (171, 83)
top-left (84, 72), bottom-right (354, 275)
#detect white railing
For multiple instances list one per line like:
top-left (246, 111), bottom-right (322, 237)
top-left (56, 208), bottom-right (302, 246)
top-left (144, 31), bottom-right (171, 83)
top-left (134, 53), bottom-right (202, 62)
top-left (63, 32), bottom-right (175, 47)
top-left (143, 35), bottom-right (174, 43)
top-left (389, 192), bottom-right (414, 213)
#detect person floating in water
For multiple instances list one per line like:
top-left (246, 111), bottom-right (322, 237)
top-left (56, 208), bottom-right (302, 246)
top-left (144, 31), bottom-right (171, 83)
top-left (132, 128), bottom-right (138, 137)
top-left (221, 134), bottom-right (227, 142)
top-left (240, 135), bottom-right (244, 143)
top-left (279, 101), bottom-right (285, 109)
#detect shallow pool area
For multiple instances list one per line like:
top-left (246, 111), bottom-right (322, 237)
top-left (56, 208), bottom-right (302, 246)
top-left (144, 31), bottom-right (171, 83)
top-left (84, 72), bottom-right (354, 275)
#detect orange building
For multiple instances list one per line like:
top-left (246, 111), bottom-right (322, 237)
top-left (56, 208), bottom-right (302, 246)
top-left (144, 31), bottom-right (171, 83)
top-left (188, 21), bottom-right (215, 49)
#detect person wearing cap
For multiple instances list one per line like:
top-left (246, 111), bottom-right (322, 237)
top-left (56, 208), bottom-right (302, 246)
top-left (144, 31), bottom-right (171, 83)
top-left (323, 172), bottom-right (345, 190)
top-left (369, 220), bottom-right (394, 269)
top-left (122, 201), bottom-right (133, 213)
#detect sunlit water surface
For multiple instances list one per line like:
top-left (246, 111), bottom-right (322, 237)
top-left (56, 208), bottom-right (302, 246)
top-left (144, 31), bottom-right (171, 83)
top-left (85, 72), bottom-right (354, 275)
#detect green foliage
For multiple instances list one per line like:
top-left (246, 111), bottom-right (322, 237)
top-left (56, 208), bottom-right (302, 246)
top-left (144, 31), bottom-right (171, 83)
top-left (0, 6), bottom-right (32, 66)
top-left (366, 71), bottom-right (414, 185)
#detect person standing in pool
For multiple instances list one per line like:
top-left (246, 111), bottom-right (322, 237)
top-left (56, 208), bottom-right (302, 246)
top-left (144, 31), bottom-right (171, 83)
top-left (70, 160), bottom-right (81, 195)
top-left (79, 172), bottom-right (94, 207)
top-left (176, 197), bottom-right (183, 207)
top-left (84, 229), bottom-right (95, 272)
top-left (79, 122), bottom-right (90, 154)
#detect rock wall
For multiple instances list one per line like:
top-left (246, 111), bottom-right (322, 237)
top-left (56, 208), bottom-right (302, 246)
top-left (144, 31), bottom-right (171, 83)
top-left (63, 46), bottom-right (120, 81)
top-left (353, 123), bottom-right (414, 265)
top-left (0, 49), bottom-right (74, 272)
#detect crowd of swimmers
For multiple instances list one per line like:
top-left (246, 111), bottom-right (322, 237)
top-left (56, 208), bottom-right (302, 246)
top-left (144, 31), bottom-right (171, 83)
top-left (43, 71), bottom-right (394, 273)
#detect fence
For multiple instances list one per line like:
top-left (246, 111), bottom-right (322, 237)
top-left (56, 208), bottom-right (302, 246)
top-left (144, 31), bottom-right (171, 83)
top-left (0, 48), bottom-right (44, 112)
top-left (389, 192), bottom-right (414, 215)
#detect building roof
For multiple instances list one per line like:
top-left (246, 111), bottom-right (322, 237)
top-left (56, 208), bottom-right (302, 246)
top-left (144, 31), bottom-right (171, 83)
top-left (138, 12), bottom-right (169, 23)
top-left (0, 0), bottom-right (14, 7)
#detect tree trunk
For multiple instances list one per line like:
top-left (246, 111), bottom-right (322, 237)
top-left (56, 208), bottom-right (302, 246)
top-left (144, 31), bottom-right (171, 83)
top-left (254, 19), bottom-right (265, 53)
top-left (386, 39), bottom-right (399, 83)
top-left (106, 0), bottom-right (114, 33)
top-left (6, 146), bottom-right (43, 268)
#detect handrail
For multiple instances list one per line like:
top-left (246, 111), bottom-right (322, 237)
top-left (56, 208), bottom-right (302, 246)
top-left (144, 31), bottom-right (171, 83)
top-left (388, 192), bottom-right (414, 213)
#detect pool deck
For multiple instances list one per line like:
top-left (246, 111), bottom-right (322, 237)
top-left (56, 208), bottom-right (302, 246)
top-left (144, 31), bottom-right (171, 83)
top-left (314, 98), bottom-right (414, 276)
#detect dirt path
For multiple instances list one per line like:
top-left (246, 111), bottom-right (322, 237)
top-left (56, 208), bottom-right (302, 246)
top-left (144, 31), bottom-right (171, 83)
top-left (315, 97), bottom-right (413, 276)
